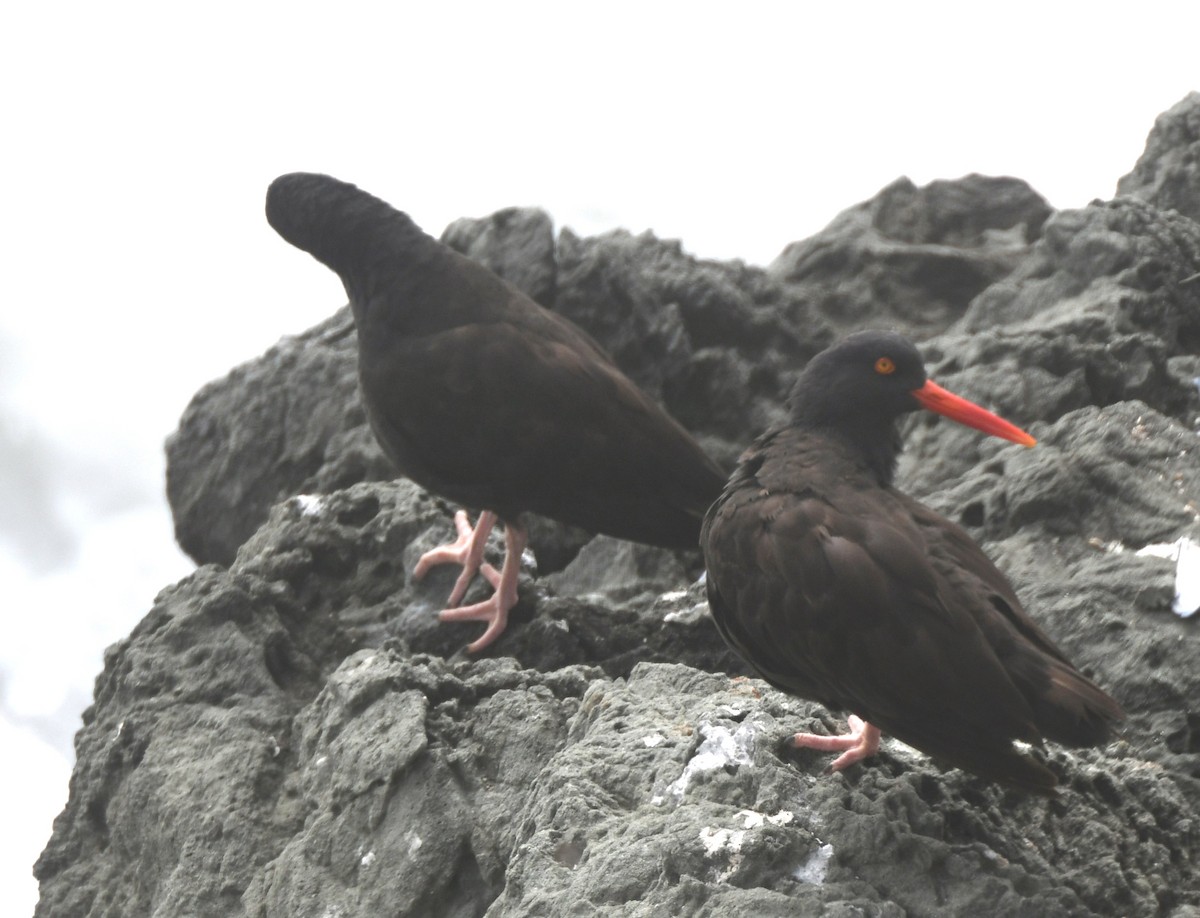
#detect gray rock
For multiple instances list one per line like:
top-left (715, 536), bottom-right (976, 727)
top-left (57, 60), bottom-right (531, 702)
top-left (165, 310), bottom-right (392, 567)
top-left (242, 650), bottom-right (597, 918)
top-left (1117, 92), bottom-right (1200, 222)
top-left (956, 198), bottom-right (1200, 355)
top-left (544, 535), bottom-right (690, 607)
top-left (770, 174), bottom-right (1052, 339)
top-left (38, 100), bottom-right (1200, 916)
top-left (895, 195), bottom-right (1200, 501)
top-left (492, 662), bottom-right (1192, 918)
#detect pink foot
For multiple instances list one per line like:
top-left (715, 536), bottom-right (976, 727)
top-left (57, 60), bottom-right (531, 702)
top-left (438, 523), bottom-right (528, 653)
top-left (792, 715), bottom-right (881, 771)
top-left (413, 510), bottom-right (501, 607)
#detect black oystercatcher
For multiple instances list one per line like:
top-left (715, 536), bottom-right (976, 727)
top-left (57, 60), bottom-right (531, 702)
top-left (266, 172), bottom-right (725, 652)
top-left (701, 330), bottom-right (1122, 791)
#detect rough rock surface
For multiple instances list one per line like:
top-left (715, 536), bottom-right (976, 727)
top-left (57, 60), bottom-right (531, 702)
top-left (1118, 91), bottom-right (1200, 223)
top-left (38, 95), bottom-right (1200, 917)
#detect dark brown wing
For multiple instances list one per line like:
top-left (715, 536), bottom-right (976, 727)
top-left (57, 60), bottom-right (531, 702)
top-left (903, 495), bottom-right (1123, 748)
top-left (701, 429), bottom-right (1117, 790)
top-left (360, 302), bottom-right (725, 548)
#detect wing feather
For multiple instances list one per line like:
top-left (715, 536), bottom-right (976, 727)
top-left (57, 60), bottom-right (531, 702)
top-left (702, 430), bottom-right (1120, 790)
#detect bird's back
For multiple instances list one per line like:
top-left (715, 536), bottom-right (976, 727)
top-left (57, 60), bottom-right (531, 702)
top-left (267, 172), bottom-right (725, 548)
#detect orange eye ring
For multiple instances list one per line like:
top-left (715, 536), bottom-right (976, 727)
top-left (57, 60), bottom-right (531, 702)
top-left (874, 356), bottom-right (896, 375)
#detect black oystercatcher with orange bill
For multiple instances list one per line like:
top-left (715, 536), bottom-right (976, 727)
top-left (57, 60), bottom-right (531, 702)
top-left (701, 331), bottom-right (1123, 792)
top-left (266, 172), bottom-right (726, 652)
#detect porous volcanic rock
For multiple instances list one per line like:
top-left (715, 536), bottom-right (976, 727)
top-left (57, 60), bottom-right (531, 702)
top-left (1118, 91), bottom-right (1200, 223)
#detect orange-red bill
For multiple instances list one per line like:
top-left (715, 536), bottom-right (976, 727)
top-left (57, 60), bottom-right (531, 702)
top-left (912, 380), bottom-right (1036, 447)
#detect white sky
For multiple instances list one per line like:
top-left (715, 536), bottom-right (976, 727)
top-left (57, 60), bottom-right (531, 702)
top-left (2, 1), bottom-right (1197, 912)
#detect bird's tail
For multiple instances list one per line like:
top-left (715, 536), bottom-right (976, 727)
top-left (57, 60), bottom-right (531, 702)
top-left (1025, 657), bottom-right (1125, 749)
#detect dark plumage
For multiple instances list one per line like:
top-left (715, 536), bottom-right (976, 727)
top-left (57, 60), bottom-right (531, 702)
top-left (701, 330), bottom-right (1122, 792)
top-left (267, 172), bottom-right (725, 651)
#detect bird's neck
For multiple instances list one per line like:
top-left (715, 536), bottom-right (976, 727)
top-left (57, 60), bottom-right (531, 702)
top-left (789, 408), bottom-right (905, 487)
top-left (835, 420), bottom-right (904, 486)
top-left (272, 179), bottom-right (437, 319)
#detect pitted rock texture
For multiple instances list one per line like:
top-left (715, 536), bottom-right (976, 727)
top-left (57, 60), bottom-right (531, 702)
top-left (1118, 91), bottom-right (1200, 223)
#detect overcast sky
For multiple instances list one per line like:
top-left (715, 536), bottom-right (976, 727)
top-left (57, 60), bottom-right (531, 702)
top-left (2, 2), bottom-right (1196, 911)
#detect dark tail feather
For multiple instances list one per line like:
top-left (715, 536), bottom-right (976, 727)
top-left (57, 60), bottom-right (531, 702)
top-left (1026, 659), bottom-right (1124, 748)
top-left (882, 653), bottom-right (1122, 794)
top-left (882, 717), bottom-right (1061, 794)
top-left (1000, 646), bottom-right (1123, 748)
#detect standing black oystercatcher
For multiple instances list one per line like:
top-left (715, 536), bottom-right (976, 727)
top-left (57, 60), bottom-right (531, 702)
top-left (266, 172), bottom-right (725, 652)
top-left (701, 330), bottom-right (1122, 791)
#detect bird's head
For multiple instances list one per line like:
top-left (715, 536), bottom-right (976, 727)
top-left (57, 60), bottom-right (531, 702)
top-left (788, 330), bottom-right (1035, 480)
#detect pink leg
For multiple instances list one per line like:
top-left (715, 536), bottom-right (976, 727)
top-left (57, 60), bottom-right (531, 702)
top-left (413, 510), bottom-right (501, 607)
top-left (438, 522), bottom-right (528, 653)
top-left (792, 715), bottom-right (881, 771)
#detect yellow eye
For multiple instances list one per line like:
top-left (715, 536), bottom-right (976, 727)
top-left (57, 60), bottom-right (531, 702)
top-left (874, 356), bottom-right (896, 375)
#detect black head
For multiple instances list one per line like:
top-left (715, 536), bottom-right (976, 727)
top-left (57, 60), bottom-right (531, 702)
top-left (787, 329), bottom-right (1034, 484)
top-left (788, 330), bottom-right (928, 431)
